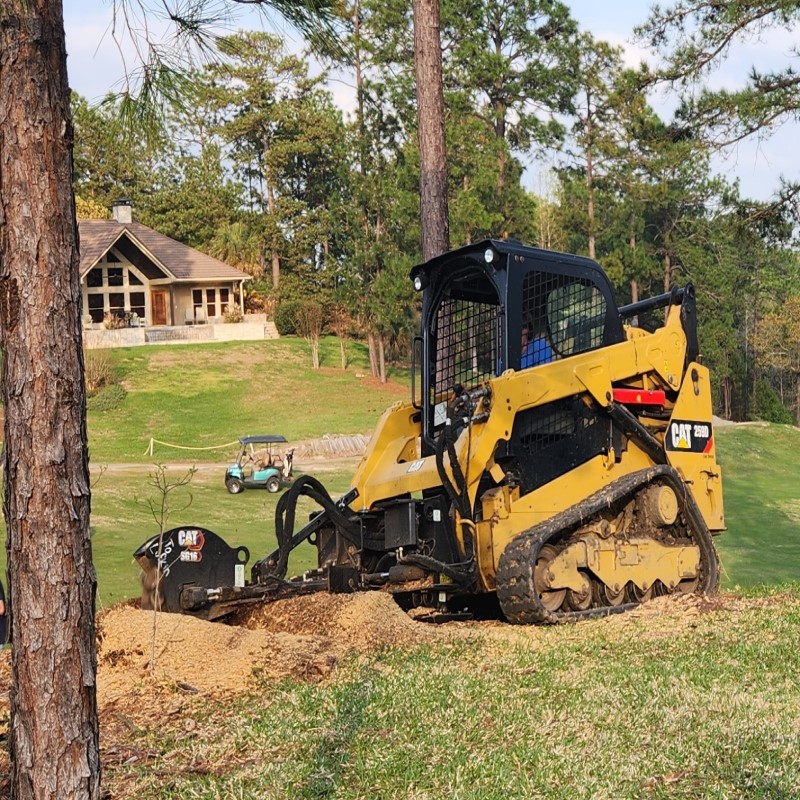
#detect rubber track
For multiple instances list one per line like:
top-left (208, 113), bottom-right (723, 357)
top-left (496, 465), bottom-right (720, 624)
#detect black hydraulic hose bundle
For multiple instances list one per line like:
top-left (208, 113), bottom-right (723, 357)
top-left (433, 385), bottom-right (478, 578)
top-left (272, 475), bottom-right (360, 579)
top-left (397, 552), bottom-right (476, 583)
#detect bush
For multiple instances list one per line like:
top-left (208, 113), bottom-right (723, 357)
top-left (751, 379), bottom-right (794, 424)
top-left (86, 383), bottom-right (127, 412)
top-left (223, 305), bottom-right (243, 324)
top-left (84, 349), bottom-right (116, 396)
top-left (274, 301), bottom-right (301, 335)
top-left (102, 312), bottom-right (125, 330)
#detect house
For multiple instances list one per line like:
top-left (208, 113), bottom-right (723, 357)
top-left (79, 200), bottom-right (250, 328)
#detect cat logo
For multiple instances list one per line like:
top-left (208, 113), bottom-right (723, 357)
top-left (672, 422), bottom-right (692, 449)
top-left (177, 529), bottom-right (205, 551)
top-left (666, 420), bottom-right (713, 454)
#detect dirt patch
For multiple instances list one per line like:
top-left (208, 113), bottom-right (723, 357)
top-left (230, 591), bottom-right (430, 645)
top-left (92, 589), bottom-right (784, 710)
top-left (97, 592), bottom-right (436, 702)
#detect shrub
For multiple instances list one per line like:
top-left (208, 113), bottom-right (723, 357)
top-left (102, 312), bottom-right (125, 330)
top-left (223, 305), bottom-right (243, 324)
top-left (274, 301), bottom-right (301, 335)
top-left (84, 349), bottom-right (116, 396)
top-left (86, 383), bottom-right (127, 412)
top-left (751, 379), bottom-right (794, 424)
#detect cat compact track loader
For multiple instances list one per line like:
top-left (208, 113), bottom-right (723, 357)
top-left (135, 239), bottom-right (724, 623)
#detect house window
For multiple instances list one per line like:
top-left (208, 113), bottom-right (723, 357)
top-left (88, 295), bottom-right (104, 323)
top-left (108, 292), bottom-right (125, 319)
top-left (130, 292), bottom-right (145, 318)
top-left (190, 287), bottom-right (233, 320)
top-left (84, 262), bottom-right (149, 323)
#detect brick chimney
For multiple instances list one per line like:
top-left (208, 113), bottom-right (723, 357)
top-left (111, 198), bottom-right (132, 224)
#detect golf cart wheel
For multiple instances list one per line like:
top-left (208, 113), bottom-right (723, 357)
top-left (266, 476), bottom-right (281, 493)
top-left (226, 478), bottom-right (244, 494)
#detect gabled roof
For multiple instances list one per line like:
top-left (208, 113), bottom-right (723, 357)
top-left (78, 219), bottom-right (251, 282)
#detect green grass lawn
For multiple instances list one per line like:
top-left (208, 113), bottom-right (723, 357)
top-left (713, 423), bottom-right (800, 588)
top-left (109, 586), bottom-right (800, 799)
top-left (88, 463), bottom-right (358, 609)
top-left (88, 336), bottom-right (409, 463)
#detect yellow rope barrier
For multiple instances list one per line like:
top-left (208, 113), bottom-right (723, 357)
top-left (144, 438), bottom-right (240, 457)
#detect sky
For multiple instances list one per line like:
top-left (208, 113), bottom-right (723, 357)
top-left (63, 0), bottom-right (799, 202)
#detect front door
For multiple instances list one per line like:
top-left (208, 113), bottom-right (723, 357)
top-left (151, 290), bottom-right (168, 326)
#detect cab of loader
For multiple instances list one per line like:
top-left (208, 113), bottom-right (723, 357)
top-left (411, 241), bottom-right (625, 444)
top-left (411, 239), bottom-right (626, 455)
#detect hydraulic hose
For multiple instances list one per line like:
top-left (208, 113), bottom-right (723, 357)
top-left (434, 386), bottom-right (476, 565)
top-left (272, 475), bottom-right (360, 579)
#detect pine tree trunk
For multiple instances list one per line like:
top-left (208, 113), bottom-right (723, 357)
top-left (585, 95), bottom-right (595, 260)
top-left (795, 373), bottom-right (799, 426)
top-left (0, 2), bottom-right (100, 797)
top-left (378, 336), bottom-right (387, 384)
top-left (722, 376), bottom-right (730, 419)
top-left (412, 0), bottom-right (449, 261)
top-left (368, 331), bottom-right (379, 377)
top-left (262, 133), bottom-right (281, 289)
top-left (353, 0), bottom-right (367, 176)
top-left (663, 251), bottom-right (672, 322)
top-left (312, 336), bottom-right (320, 369)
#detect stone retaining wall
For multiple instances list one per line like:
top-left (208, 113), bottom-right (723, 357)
top-left (83, 319), bottom-right (279, 349)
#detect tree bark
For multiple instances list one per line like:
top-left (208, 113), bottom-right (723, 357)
top-left (412, 0), bottom-right (450, 261)
top-left (368, 331), bottom-right (379, 378)
top-left (0, 2), bottom-right (100, 798)
top-left (378, 336), bottom-right (387, 384)
top-left (262, 133), bottom-right (281, 289)
top-left (585, 91), bottom-right (596, 260)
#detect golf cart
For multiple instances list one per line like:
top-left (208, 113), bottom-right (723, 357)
top-left (225, 435), bottom-right (294, 494)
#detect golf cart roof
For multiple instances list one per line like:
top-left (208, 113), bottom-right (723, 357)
top-left (239, 435), bottom-right (288, 446)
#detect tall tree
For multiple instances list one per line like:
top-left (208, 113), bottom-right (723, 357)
top-left (209, 31), bottom-right (343, 289)
top-left (72, 92), bottom-right (159, 211)
top-left (412, 0), bottom-right (450, 260)
top-left (568, 34), bottom-right (624, 260)
top-left (1, 1), bottom-right (339, 794)
top-left (442, 0), bottom-right (578, 201)
top-left (1, 2), bottom-right (100, 797)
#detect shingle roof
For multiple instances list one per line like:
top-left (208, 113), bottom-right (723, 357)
top-left (78, 220), bottom-right (250, 282)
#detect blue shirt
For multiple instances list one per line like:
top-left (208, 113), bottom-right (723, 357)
top-left (521, 336), bottom-right (553, 368)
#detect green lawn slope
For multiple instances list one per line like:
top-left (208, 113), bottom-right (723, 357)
top-left (102, 589), bottom-right (800, 799)
top-left (87, 337), bottom-right (408, 463)
top-left (715, 423), bottom-right (800, 588)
